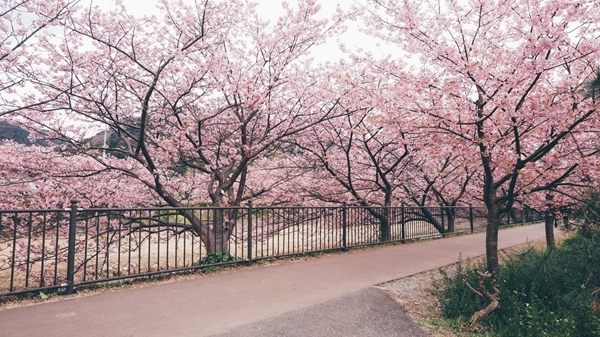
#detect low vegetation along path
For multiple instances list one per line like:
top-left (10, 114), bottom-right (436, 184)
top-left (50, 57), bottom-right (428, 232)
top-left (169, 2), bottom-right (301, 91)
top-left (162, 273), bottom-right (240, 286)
top-left (0, 224), bottom-right (546, 337)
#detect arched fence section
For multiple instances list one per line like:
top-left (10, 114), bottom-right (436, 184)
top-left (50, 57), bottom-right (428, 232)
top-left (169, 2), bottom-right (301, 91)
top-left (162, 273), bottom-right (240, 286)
top-left (0, 202), bottom-right (543, 296)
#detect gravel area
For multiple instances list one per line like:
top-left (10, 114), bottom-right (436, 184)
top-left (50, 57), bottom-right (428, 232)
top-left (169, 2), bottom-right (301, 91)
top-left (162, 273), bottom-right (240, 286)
top-left (378, 265), bottom-right (457, 337)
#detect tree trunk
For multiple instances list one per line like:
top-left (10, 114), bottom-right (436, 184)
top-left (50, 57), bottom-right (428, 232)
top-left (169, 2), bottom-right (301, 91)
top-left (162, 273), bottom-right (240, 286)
top-left (207, 207), bottom-right (233, 254)
top-left (509, 208), bottom-right (519, 224)
top-left (465, 271), bottom-right (501, 332)
top-left (446, 207), bottom-right (456, 233)
top-left (414, 206), bottom-right (445, 235)
top-left (545, 214), bottom-right (556, 249)
top-left (366, 207), bottom-right (392, 242)
top-left (380, 216), bottom-right (391, 242)
top-left (485, 205), bottom-right (501, 273)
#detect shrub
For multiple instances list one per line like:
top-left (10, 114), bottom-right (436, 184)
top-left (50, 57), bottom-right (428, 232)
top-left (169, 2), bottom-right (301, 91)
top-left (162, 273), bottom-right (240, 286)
top-left (437, 231), bottom-right (600, 336)
top-left (573, 192), bottom-right (600, 230)
top-left (199, 250), bottom-right (237, 265)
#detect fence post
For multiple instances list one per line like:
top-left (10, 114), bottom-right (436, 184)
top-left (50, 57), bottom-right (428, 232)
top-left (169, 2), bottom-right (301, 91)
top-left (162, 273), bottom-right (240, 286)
top-left (440, 205), bottom-right (445, 237)
top-left (66, 199), bottom-right (78, 295)
top-left (342, 203), bottom-right (347, 249)
top-left (521, 209), bottom-right (524, 223)
top-left (247, 201), bottom-right (253, 264)
top-left (401, 204), bottom-right (405, 243)
top-left (469, 205), bottom-right (474, 233)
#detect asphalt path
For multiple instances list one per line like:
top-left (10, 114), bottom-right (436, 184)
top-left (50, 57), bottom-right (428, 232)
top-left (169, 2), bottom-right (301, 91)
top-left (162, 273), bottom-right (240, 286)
top-left (0, 223), bottom-right (546, 337)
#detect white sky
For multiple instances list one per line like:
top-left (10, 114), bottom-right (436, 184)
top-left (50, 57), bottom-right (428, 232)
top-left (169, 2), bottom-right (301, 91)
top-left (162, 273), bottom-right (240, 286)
top-left (109, 0), bottom-right (396, 63)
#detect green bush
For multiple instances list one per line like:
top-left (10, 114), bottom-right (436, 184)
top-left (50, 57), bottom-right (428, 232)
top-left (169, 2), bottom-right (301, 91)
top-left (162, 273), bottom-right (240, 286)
top-left (436, 258), bottom-right (489, 323)
top-left (199, 250), bottom-right (237, 265)
top-left (437, 231), bottom-right (600, 336)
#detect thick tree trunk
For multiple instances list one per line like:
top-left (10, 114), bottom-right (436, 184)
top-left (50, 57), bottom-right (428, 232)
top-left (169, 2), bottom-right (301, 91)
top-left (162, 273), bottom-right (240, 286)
top-left (413, 206), bottom-right (445, 235)
top-left (180, 206), bottom-right (234, 255)
top-left (545, 214), bottom-right (556, 249)
top-left (209, 230), bottom-right (231, 254)
top-left (485, 205), bottom-right (501, 273)
top-left (446, 207), bottom-right (456, 233)
top-left (206, 207), bottom-right (233, 254)
top-left (366, 207), bottom-right (392, 242)
top-left (380, 217), bottom-right (391, 242)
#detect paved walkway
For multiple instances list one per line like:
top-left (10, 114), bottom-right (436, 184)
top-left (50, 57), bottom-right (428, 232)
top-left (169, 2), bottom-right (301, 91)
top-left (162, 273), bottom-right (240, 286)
top-left (0, 223), bottom-right (546, 337)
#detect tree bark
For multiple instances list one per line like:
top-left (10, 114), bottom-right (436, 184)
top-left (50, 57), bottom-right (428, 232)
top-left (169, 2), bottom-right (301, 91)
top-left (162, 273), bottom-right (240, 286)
top-left (485, 205), bottom-right (501, 273)
top-left (380, 216), bottom-right (391, 242)
top-left (545, 214), bottom-right (556, 249)
top-left (464, 271), bottom-right (500, 331)
top-left (446, 207), bottom-right (456, 233)
top-left (207, 207), bottom-right (233, 254)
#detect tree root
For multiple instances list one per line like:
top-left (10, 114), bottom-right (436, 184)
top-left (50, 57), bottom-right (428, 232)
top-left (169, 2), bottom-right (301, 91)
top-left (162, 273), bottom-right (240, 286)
top-left (463, 270), bottom-right (500, 332)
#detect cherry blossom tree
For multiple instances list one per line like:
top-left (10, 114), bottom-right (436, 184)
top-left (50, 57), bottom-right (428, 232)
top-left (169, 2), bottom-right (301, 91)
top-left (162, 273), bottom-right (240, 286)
top-left (364, 0), bottom-right (600, 272)
top-left (290, 60), bottom-right (435, 240)
top-left (0, 0), bottom-right (76, 117)
top-left (15, 0), bottom-right (346, 253)
top-left (290, 54), bottom-right (483, 238)
top-left (401, 149), bottom-right (480, 232)
top-left (0, 141), bottom-right (156, 210)
top-left (294, 110), bottom-right (414, 240)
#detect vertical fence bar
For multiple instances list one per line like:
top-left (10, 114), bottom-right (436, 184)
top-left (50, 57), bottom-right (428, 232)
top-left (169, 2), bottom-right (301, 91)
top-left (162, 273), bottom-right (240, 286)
top-left (247, 202), bottom-right (253, 263)
top-left (267, 209), bottom-right (282, 257)
top-left (221, 208), bottom-right (226, 258)
top-left (200, 209), bottom-right (205, 263)
top-left (117, 213), bottom-right (123, 277)
top-left (40, 212), bottom-right (47, 287)
top-left (24, 213), bottom-right (32, 289)
top-left (440, 205), bottom-right (445, 237)
top-left (128, 211), bottom-right (133, 275)
top-left (105, 214), bottom-right (111, 277)
top-left (66, 199), bottom-right (78, 294)
top-left (342, 203), bottom-right (347, 249)
top-left (174, 212), bottom-right (179, 269)
top-left (9, 214), bottom-right (17, 292)
top-left (254, 209), bottom-right (269, 257)
top-left (521, 209), bottom-right (524, 223)
top-left (165, 209), bottom-right (170, 269)
top-left (469, 205), bottom-right (474, 233)
top-left (284, 208), bottom-right (294, 254)
top-left (213, 208), bottom-right (218, 259)
top-left (82, 214), bottom-right (89, 282)
top-left (189, 213), bottom-right (194, 268)
top-left (95, 214), bottom-right (100, 280)
top-left (292, 207), bottom-right (297, 255)
top-left (401, 204), bottom-right (405, 243)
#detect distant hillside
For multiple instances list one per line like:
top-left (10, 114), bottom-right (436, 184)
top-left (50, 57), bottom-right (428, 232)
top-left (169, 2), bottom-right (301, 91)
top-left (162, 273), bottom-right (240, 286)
top-left (0, 120), bottom-right (66, 147)
top-left (0, 120), bottom-right (32, 145)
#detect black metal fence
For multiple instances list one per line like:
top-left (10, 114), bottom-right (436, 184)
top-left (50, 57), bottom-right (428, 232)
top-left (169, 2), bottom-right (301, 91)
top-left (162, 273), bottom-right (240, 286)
top-left (0, 201), bottom-right (542, 296)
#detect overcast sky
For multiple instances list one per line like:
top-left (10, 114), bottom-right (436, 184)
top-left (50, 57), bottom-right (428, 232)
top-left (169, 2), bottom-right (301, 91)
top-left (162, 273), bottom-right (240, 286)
top-left (106, 0), bottom-right (392, 63)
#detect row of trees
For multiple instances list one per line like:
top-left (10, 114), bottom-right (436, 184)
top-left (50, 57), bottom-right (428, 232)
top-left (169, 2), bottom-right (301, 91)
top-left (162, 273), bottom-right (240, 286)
top-left (1, 0), bottom-right (599, 272)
